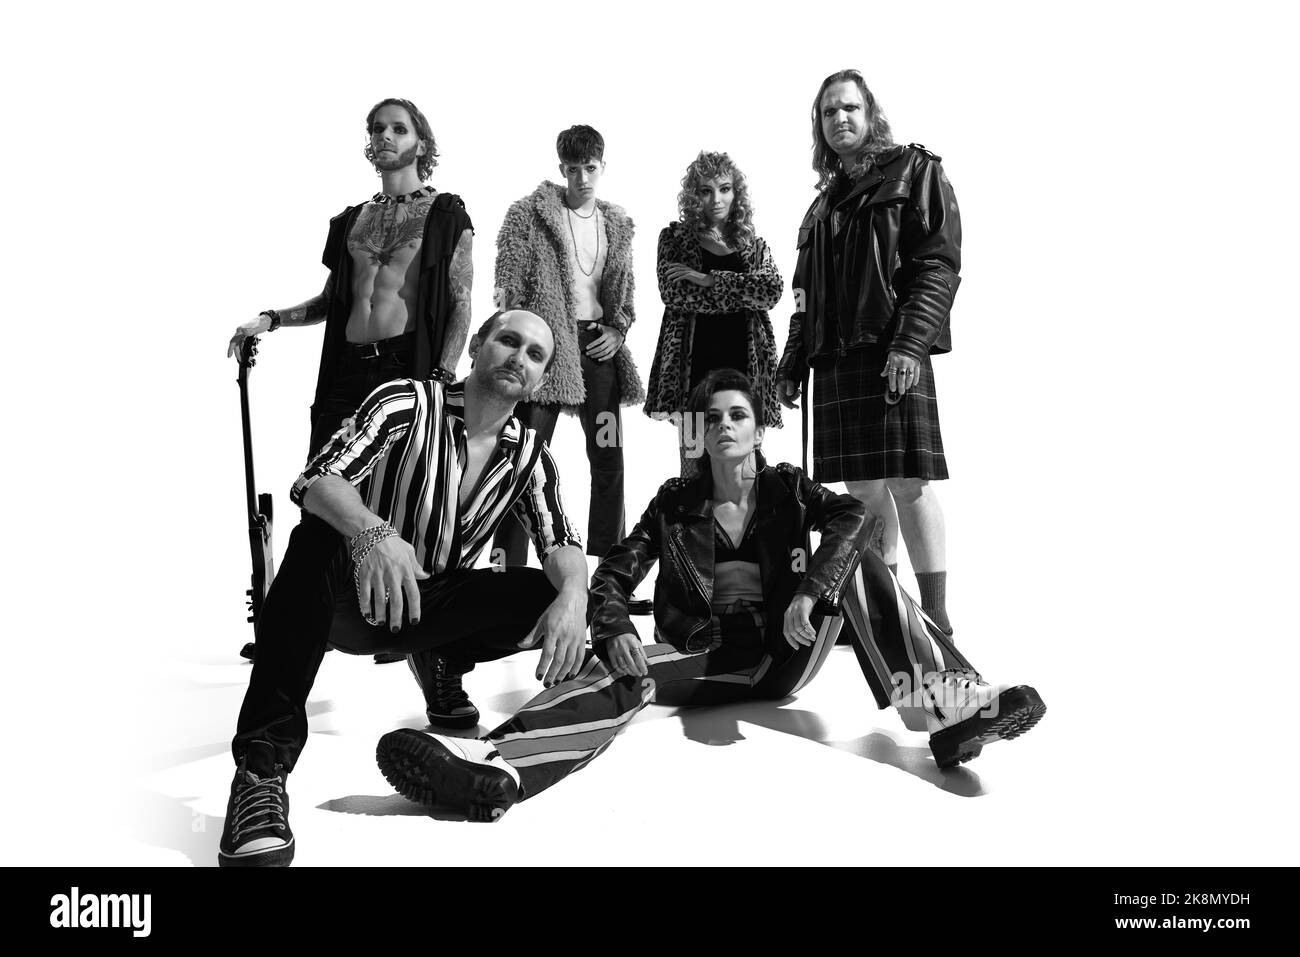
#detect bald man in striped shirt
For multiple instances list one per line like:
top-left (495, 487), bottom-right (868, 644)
top-left (220, 310), bottom-right (590, 868)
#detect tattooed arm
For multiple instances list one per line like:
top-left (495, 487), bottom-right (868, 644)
top-left (226, 274), bottom-right (335, 358)
top-left (279, 273), bottom-right (337, 326)
top-left (438, 229), bottom-right (473, 373)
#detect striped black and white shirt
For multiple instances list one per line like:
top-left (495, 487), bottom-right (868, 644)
top-left (291, 380), bottom-right (581, 574)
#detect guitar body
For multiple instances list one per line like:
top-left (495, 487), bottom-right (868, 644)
top-left (238, 337), bottom-right (275, 660)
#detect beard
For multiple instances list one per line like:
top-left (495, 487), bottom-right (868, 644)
top-left (370, 142), bottom-right (421, 174)
top-left (475, 364), bottom-right (529, 401)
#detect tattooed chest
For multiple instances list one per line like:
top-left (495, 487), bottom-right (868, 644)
top-left (348, 201), bottom-right (430, 268)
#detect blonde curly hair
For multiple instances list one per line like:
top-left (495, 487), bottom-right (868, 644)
top-left (677, 151), bottom-right (757, 249)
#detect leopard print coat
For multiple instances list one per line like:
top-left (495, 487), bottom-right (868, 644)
top-left (644, 221), bottom-right (784, 428)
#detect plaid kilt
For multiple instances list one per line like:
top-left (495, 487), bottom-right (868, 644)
top-left (812, 342), bottom-right (949, 482)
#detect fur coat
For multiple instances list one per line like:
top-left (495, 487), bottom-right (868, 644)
top-left (644, 221), bottom-right (784, 428)
top-left (493, 181), bottom-right (644, 409)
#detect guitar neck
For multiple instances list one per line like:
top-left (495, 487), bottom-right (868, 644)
top-left (238, 367), bottom-right (258, 520)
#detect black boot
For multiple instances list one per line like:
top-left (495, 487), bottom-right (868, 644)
top-left (408, 651), bottom-right (481, 729)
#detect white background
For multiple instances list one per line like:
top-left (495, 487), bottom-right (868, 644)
top-left (1, 0), bottom-right (1297, 865)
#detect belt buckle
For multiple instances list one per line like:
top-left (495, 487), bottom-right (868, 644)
top-left (355, 342), bottom-right (381, 360)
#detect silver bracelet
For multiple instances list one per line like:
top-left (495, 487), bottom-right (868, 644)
top-left (350, 523), bottom-right (399, 624)
top-left (349, 522), bottom-right (397, 565)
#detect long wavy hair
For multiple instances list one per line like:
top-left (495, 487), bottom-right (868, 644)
top-left (364, 97), bottom-right (439, 182)
top-left (677, 151), bottom-right (757, 249)
top-left (810, 70), bottom-right (895, 192)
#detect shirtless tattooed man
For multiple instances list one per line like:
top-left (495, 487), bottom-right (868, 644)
top-left (227, 96), bottom-right (473, 457)
top-left (227, 97), bottom-right (474, 665)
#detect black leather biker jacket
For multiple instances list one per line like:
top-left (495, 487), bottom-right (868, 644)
top-left (590, 454), bottom-right (870, 662)
top-left (777, 144), bottom-right (961, 383)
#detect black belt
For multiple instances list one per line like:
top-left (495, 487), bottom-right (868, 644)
top-left (345, 332), bottom-right (415, 359)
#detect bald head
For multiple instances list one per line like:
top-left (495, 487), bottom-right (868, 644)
top-left (467, 309), bottom-right (556, 400)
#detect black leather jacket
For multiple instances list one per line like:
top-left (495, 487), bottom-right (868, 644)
top-left (777, 144), bottom-right (961, 384)
top-left (590, 454), bottom-right (870, 662)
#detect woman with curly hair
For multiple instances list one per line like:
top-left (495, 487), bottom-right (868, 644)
top-left (645, 152), bottom-right (785, 459)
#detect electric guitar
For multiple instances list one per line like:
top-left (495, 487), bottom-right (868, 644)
top-left (237, 336), bottom-right (275, 660)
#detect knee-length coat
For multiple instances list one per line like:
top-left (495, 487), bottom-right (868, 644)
top-left (644, 221), bottom-right (784, 428)
top-left (493, 182), bottom-right (644, 410)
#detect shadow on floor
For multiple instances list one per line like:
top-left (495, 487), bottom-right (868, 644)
top-left (672, 702), bottom-right (984, 796)
top-left (147, 698), bottom-right (340, 771)
top-left (148, 741), bottom-right (232, 772)
top-left (162, 676), bottom-right (249, 695)
top-left (481, 689), bottom-right (539, 716)
top-left (321, 794), bottom-right (472, 822)
top-left (128, 790), bottom-right (219, 867)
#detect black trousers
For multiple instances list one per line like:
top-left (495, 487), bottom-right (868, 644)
top-left (307, 338), bottom-right (414, 461)
top-left (232, 514), bottom-right (556, 771)
top-left (493, 325), bottom-right (625, 561)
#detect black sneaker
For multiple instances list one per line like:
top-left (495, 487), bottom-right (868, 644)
top-left (408, 651), bottom-right (480, 729)
top-left (217, 740), bottom-right (294, 867)
top-left (376, 728), bottom-right (518, 822)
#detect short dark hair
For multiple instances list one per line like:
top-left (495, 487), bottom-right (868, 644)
top-left (556, 125), bottom-right (605, 163)
top-left (471, 310), bottom-right (557, 372)
top-left (364, 97), bottom-right (439, 181)
top-left (473, 311), bottom-right (506, 344)
top-left (681, 368), bottom-right (762, 477)
top-left (686, 367), bottom-right (759, 422)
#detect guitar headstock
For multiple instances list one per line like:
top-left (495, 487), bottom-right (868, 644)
top-left (239, 335), bottom-right (260, 370)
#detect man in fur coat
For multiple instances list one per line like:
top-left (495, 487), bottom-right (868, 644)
top-left (491, 125), bottom-right (644, 568)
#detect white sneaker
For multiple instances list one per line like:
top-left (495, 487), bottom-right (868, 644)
top-left (920, 670), bottom-right (1046, 768)
top-left (376, 729), bottom-right (519, 822)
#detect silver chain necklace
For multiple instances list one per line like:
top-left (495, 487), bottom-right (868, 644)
top-left (566, 205), bottom-right (602, 277)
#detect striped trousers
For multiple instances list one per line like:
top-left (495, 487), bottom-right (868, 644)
top-left (487, 551), bottom-right (973, 799)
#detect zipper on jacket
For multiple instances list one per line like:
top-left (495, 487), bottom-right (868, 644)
top-left (667, 530), bottom-right (712, 646)
top-left (821, 548), bottom-right (860, 606)
top-left (669, 528), bottom-right (710, 603)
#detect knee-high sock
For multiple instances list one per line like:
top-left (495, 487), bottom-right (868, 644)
top-left (915, 570), bottom-right (951, 634)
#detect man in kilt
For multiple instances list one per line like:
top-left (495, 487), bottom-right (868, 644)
top-left (778, 69), bottom-right (960, 637)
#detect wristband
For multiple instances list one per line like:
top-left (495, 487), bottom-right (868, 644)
top-left (260, 309), bottom-right (282, 332)
top-left (431, 366), bottom-right (455, 385)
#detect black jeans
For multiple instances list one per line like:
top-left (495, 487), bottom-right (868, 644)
top-left (307, 338), bottom-right (414, 461)
top-left (494, 325), bottom-right (625, 561)
top-left (232, 514), bottom-right (557, 771)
